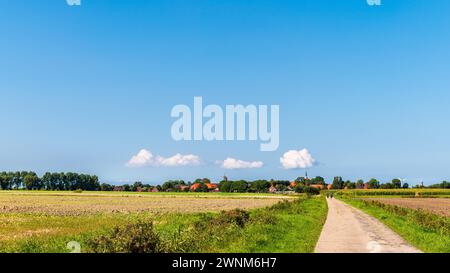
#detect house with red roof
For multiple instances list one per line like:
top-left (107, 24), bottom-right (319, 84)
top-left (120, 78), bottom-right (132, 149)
top-left (190, 182), bottom-right (220, 192)
top-left (206, 183), bottom-right (219, 192)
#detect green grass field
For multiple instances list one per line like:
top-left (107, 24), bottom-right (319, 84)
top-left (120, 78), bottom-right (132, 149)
top-left (206, 196), bottom-right (327, 253)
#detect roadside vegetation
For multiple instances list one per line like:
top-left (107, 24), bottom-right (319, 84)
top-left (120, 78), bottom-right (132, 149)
top-left (86, 195), bottom-right (327, 253)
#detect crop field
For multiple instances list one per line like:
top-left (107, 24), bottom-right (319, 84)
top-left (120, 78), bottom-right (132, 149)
top-left (334, 189), bottom-right (450, 218)
top-left (0, 191), bottom-right (318, 253)
top-left (366, 198), bottom-right (450, 217)
top-left (0, 191), bottom-right (287, 216)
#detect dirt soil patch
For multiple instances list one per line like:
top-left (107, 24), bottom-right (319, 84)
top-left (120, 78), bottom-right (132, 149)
top-left (0, 193), bottom-right (286, 216)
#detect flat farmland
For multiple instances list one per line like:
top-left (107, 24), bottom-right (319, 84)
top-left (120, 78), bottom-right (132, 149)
top-left (0, 191), bottom-right (324, 253)
top-left (0, 191), bottom-right (288, 216)
top-left (366, 198), bottom-right (450, 217)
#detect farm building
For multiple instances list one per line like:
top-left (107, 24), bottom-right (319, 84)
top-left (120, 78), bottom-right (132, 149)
top-left (290, 181), bottom-right (324, 191)
top-left (149, 187), bottom-right (159, 192)
top-left (310, 184), bottom-right (324, 190)
top-left (177, 185), bottom-right (190, 192)
top-left (190, 183), bottom-right (220, 192)
top-left (269, 185), bottom-right (277, 193)
top-left (206, 183), bottom-right (219, 192)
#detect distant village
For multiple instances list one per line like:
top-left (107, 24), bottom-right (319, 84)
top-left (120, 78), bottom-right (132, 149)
top-left (108, 172), bottom-right (324, 194)
top-left (105, 172), bottom-right (431, 194)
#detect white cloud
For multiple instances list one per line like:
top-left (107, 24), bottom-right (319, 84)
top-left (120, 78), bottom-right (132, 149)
top-left (126, 149), bottom-right (201, 168)
top-left (280, 149), bottom-right (315, 169)
top-left (219, 157), bottom-right (264, 170)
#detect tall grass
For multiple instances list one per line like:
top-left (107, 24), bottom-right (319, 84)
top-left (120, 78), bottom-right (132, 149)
top-left (88, 196), bottom-right (328, 253)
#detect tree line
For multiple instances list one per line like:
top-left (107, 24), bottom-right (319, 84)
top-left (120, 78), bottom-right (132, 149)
top-left (0, 171), bottom-right (99, 191)
top-left (103, 177), bottom-right (450, 192)
top-left (329, 177), bottom-right (408, 190)
top-left (1, 171), bottom-right (449, 192)
top-left (329, 177), bottom-right (448, 189)
top-left (429, 181), bottom-right (450, 189)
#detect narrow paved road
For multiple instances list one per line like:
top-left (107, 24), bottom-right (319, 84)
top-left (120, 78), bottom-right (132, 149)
top-left (315, 198), bottom-right (421, 253)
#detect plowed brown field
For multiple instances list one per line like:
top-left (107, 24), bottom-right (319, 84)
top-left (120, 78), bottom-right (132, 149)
top-left (367, 198), bottom-right (450, 217)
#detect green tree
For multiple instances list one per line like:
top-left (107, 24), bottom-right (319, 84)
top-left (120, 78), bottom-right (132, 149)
top-left (13, 171), bottom-right (22, 189)
top-left (219, 180), bottom-right (233, 192)
top-left (132, 181), bottom-right (143, 192)
top-left (100, 183), bottom-right (114, 191)
top-left (367, 178), bottom-right (380, 189)
top-left (0, 173), bottom-right (8, 190)
top-left (295, 185), bottom-right (320, 195)
top-left (58, 172), bottom-right (66, 190)
top-left (42, 172), bottom-right (52, 190)
top-left (311, 176), bottom-right (325, 185)
top-left (355, 179), bottom-right (364, 189)
top-left (234, 181), bottom-right (249, 192)
top-left (24, 173), bottom-right (39, 190)
top-left (250, 180), bottom-right (270, 192)
top-left (65, 172), bottom-right (76, 190)
top-left (392, 178), bottom-right (402, 189)
top-left (50, 173), bottom-right (60, 190)
top-left (344, 180), bottom-right (356, 189)
top-left (202, 178), bottom-right (211, 184)
top-left (380, 183), bottom-right (394, 189)
top-left (332, 176), bottom-right (344, 189)
top-left (295, 177), bottom-right (307, 184)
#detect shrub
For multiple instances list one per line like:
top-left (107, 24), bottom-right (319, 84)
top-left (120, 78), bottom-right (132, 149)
top-left (295, 185), bottom-right (320, 195)
top-left (173, 209), bottom-right (252, 252)
top-left (87, 220), bottom-right (165, 253)
top-left (190, 209), bottom-right (250, 236)
top-left (215, 209), bottom-right (250, 228)
top-left (269, 199), bottom-right (304, 214)
top-left (303, 186), bottom-right (320, 196)
top-left (270, 200), bottom-right (293, 210)
top-left (294, 185), bottom-right (305, 193)
top-left (73, 189), bottom-right (83, 193)
top-left (162, 225), bottom-right (201, 253)
top-left (251, 210), bottom-right (278, 225)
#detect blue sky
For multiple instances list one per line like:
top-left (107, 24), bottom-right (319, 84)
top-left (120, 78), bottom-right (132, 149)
top-left (1, 0), bottom-right (449, 185)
